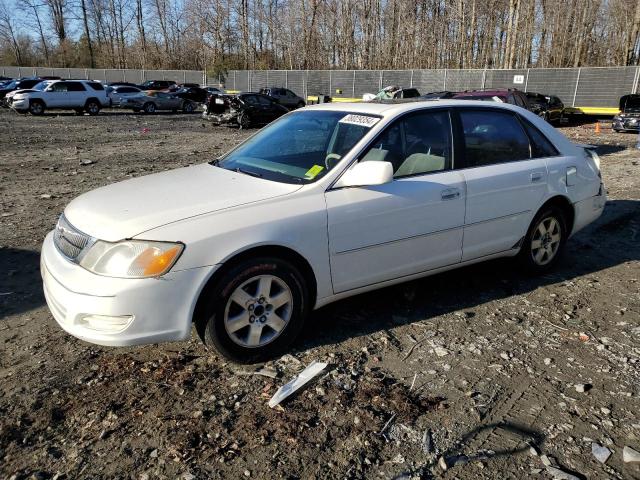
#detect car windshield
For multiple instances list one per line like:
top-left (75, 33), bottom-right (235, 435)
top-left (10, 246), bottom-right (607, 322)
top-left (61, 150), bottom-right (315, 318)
top-left (216, 110), bottom-right (380, 184)
top-left (3, 80), bottom-right (17, 89)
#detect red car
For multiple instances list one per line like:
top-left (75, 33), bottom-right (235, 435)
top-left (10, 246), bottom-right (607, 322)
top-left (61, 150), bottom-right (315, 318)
top-left (452, 88), bottom-right (531, 111)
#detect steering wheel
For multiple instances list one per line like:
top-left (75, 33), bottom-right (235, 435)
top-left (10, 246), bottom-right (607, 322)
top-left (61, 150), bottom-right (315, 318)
top-left (325, 153), bottom-right (342, 170)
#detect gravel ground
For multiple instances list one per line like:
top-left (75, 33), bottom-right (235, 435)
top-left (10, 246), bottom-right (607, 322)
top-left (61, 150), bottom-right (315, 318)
top-left (1, 109), bottom-right (639, 480)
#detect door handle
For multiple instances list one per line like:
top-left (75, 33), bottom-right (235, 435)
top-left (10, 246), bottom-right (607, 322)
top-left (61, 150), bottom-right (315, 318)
top-left (530, 172), bottom-right (544, 183)
top-left (441, 188), bottom-right (461, 200)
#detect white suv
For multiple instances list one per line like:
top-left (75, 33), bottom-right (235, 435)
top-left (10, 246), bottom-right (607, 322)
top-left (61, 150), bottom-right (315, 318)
top-left (41, 101), bottom-right (606, 362)
top-left (11, 80), bottom-right (108, 115)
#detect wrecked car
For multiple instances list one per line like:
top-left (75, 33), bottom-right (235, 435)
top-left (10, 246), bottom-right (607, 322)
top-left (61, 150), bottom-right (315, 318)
top-left (525, 92), bottom-right (564, 124)
top-left (363, 86), bottom-right (421, 101)
top-left (123, 90), bottom-right (196, 114)
top-left (613, 94), bottom-right (640, 132)
top-left (203, 92), bottom-right (288, 128)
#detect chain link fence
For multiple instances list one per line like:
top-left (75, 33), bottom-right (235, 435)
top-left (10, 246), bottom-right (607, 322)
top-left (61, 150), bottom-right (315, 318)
top-left (0, 67), bottom-right (206, 85)
top-left (222, 66), bottom-right (640, 109)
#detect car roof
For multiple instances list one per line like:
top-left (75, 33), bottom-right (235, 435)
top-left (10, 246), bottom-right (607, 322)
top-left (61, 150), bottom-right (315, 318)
top-left (454, 90), bottom-right (513, 97)
top-left (304, 99), bottom-right (531, 117)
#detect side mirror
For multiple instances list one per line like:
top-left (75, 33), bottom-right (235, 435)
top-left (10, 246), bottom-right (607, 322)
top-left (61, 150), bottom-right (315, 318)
top-left (337, 161), bottom-right (393, 188)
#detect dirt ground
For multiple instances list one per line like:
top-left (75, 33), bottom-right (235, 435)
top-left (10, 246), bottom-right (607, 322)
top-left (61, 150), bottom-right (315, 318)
top-left (1, 108), bottom-right (639, 480)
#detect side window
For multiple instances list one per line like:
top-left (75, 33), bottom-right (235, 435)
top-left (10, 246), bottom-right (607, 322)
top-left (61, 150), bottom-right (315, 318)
top-left (243, 95), bottom-right (258, 105)
top-left (460, 110), bottom-right (531, 166)
top-left (361, 110), bottom-right (452, 178)
top-left (87, 82), bottom-right (103, 91)
top-left (514, 94), bottom-right (526, 108)
top-left (519, 117), bottom-right (559, 158)
top-left (256, 95), bottom-right (273, 106)
top-left (67, 82), bottom-right (86, 92)
top-left (51, 82), bottom-right (69, 92)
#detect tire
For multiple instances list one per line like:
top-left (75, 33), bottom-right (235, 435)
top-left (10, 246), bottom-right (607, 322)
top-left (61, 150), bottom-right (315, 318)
top-left (143, 102), bottom-right (156, 114)
top-left (518, 206), bottom-right (567, 274)
top-left (182, 102), bottom-right (195, 114)
top-left (195, 257), bottom-right (309, 363)
top-left (238, 112), bottom-right (251, 128)
top-left (85, 100), bottom-right (101, 116)
top-left (29, 100), bottom-right (45, 115)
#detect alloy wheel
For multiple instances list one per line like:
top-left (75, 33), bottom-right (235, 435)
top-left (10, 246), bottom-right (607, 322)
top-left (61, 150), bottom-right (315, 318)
top-left (223, 275), bottom-right (293, 348)
top-left (531, 216), bottom-right (562, 266)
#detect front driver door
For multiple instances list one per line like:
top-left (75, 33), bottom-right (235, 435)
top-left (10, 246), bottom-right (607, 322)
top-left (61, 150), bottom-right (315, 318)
top-left (325, 109), bottom-right (466, 293)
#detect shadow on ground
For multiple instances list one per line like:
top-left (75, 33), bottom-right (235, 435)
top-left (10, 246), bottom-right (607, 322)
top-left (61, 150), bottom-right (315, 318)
top-left (299, 199), bottom-right (639, 352)
top-left (0, 247), bottom-right (44, 320)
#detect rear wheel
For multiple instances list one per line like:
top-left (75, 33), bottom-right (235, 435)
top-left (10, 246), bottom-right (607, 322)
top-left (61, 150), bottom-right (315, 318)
top-left (183, 102), bottom-right (195, 114)
top-left (85, 100), bottom-right (101, 116)
top-left (195, 257), bottom-right (309, 363)
top-left (519, 206), bottom-right (567, 274)
top-left (29, 100), bottom-right (45, 115)
top-left (143, 102), bottom-right (156, 114)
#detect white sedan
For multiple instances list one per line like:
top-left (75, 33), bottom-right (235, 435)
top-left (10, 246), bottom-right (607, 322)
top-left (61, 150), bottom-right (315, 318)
top-left (41, 101), bottom-right (606, 362)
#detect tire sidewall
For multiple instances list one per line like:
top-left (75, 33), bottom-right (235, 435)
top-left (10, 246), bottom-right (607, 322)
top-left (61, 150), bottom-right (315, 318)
top-left (29, 100), bottom-right (44, 115)
top-left (239, 112), bottom-right (250, 128)
top-left (198, 257), bottom-right (308, 363)
top-left (86, 101), bottom-right (100, 115)
top-left (520, 206), bottom-right (567, 274)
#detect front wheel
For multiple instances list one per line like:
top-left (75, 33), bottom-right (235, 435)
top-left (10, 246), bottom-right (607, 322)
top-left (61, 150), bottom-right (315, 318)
top-left (143, 102), bottom-right (156, 114)
top-left (519, 207), bottom-right (567, 274)
top-left (29, 100), bottom-right (45, 115)
top-left (195, 257), bottom-right (309, 363)
top-left (182, 102), bottom-right (195, 113)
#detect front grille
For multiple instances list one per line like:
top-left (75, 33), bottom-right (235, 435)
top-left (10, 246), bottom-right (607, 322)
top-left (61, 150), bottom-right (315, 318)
top-left (53, 215), bottom-right (91, 261)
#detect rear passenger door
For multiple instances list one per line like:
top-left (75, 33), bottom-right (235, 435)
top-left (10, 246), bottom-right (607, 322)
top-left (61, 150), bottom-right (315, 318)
top-left (455, 108), bottom-right (549, 261)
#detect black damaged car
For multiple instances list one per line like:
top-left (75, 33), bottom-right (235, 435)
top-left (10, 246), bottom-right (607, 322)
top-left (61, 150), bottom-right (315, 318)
top-left (613, 95), bottom-right (640, 133)
top-left (203, 92), bottom-right (288, 128)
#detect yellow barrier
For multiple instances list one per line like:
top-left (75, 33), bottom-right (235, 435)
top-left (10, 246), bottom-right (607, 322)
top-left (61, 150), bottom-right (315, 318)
top-left (224, 92), bottom-right (620, 115)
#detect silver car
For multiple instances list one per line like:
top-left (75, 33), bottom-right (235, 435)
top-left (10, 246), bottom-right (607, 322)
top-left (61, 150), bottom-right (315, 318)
top-left (124, 91), bottom-right (196, 114)
top-left (108, 85), bottom-right (143, 107)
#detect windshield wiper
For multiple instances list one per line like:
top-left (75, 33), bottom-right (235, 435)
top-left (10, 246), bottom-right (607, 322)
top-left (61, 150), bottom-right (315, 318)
top-left (235, 167), bottom-right (262, 178)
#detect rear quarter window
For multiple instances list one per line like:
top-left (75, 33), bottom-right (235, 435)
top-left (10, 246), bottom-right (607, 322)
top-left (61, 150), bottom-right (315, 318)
top-left (87, 82), bottom-right (104, 91)
top-left (519, 117), bottom-right (560, 158)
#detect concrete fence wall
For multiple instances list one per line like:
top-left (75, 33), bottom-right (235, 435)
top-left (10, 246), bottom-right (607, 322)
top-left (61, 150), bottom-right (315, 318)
top-left (223, 66), bottom-right (640, 108)
top-left (0, 66), bottom-right (206, 85)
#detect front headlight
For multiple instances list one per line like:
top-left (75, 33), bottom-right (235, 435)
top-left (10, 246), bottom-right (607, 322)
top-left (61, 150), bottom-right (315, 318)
top-left (79, 240), bottom-right (183, 278)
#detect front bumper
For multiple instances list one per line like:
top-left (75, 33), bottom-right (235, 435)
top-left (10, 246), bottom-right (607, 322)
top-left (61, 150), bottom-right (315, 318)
top-left (613, 117), bottom-right (640, 131)
top-left (41, 232), bottom-right (215, 347)
top-left (10, 98), bottom-right (28, 110)
top-left (204, 110), bottom-right (239, 125)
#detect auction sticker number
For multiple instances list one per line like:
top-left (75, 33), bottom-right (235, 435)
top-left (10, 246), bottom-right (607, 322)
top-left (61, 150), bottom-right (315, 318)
top-left (339, 114), bottom-right (380, 128)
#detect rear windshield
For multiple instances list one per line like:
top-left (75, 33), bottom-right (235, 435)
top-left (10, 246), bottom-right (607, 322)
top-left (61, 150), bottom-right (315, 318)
top-left (216, 110), bottom-right (379, 184)
top-left (456, 95), bottom-right (507, 102)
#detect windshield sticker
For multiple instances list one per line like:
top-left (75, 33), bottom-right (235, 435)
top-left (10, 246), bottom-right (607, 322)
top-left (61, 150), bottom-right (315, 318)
top-left (304, 164), bottom-right (325, 179)
top-left (339, 114), bottom-right (380, 128)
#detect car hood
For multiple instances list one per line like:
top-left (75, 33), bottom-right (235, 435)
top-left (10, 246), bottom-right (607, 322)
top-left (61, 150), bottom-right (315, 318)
top-left (64, 163), bottom-right (302, 241)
